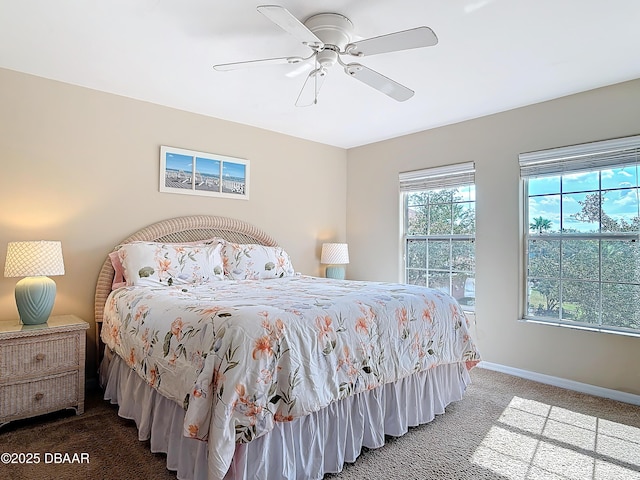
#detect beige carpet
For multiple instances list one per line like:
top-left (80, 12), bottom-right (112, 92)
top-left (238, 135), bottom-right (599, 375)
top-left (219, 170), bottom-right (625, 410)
top-left (1, 368), bottom-right (638, 480)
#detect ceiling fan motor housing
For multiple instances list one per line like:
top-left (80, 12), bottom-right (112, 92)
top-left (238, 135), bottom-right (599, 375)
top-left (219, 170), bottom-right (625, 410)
top-left (304, 13), bottom-right (353, 68)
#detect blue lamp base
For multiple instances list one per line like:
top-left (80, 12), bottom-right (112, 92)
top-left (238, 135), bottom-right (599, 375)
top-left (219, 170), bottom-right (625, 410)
top-left (14, 276), bottom-right (56, 325)
top-left (325, 265), bottom-right (346, 280)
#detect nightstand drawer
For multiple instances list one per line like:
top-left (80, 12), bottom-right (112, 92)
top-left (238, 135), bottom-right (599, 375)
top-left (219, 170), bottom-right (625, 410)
top-left (0, 332), bottom-right (80, 380)
top-left (0, 371), bottom-right (79, 420)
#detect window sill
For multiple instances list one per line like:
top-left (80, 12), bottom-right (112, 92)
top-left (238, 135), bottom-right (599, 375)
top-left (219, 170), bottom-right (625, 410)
top-left (519, 317), bottom-right (640, 338)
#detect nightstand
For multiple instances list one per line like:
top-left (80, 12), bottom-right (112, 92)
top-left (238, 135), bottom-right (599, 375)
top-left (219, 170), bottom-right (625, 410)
top-left (0, 314), bottom-right (89, 428)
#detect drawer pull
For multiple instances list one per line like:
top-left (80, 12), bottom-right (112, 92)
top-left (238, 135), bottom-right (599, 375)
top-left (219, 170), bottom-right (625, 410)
top-left (35, 353), bottom-right (45, 361)
top-left (34, 393), bottom-right (44, 401)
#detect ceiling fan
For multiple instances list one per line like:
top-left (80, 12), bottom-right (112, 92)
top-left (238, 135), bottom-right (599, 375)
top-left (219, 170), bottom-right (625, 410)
top-left (213, 5), bottom-right (438, 106)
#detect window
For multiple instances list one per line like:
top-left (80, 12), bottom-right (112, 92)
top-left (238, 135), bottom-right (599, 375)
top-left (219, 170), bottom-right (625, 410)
top-left (400, 162), bottom-right (476, 310)
top-left (520, 134), bottom-right (640, 336)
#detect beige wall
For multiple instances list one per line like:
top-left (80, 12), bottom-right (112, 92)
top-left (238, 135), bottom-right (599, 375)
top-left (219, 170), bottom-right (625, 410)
top-left (2, 65), bottom-right (639, 396)
top-left (347, 78), bottom-right (640, 395)
top-left (0, 68), bottom-right (347, 375)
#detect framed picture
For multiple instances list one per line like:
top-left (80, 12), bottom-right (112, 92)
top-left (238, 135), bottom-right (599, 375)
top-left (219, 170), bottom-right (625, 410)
top-left (160, 146), bottom-right (249, 200)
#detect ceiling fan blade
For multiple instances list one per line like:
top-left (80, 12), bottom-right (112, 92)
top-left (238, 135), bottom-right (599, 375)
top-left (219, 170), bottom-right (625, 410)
top-left (257, 5), bottom-right (324, 49)
top-left (346, 26), bottom-right (438, 57)
top-left (213, 56), bottom-right (306, 71)
top-left (344, 63), bottom-right (414, 102)
top-left (295, 69), bottom-right (327, 107)
top-left (285, 58), bottom-right (314, 78)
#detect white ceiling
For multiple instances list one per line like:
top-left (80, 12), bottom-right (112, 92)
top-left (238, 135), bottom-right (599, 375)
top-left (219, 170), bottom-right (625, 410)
top-left (1, 1), bottom-right (639, 149)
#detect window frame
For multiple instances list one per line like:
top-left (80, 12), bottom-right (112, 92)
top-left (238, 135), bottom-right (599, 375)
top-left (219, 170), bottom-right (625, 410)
top-left (519, 135), bottom-right (640, 337)
top-left (400, 162), bottom-right (476, 312)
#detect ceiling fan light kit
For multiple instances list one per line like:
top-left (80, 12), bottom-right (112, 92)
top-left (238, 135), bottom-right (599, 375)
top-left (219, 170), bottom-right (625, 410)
top-left (213, 5), bottom-right (438, 106)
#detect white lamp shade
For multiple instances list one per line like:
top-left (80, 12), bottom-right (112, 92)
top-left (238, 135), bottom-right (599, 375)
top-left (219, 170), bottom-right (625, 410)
top-left (4, 241), bottom-right (65, 325)
top-left (321, 243), bottom-right (349, 265)
top-left (4, 241), bottom-right (65, 277)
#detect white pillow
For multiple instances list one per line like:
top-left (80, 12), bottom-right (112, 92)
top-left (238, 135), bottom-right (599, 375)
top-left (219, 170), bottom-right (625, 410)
top-left (223, 243), bottom-right (295, 280)
top-left (118, 242), bottom-right (224, 286)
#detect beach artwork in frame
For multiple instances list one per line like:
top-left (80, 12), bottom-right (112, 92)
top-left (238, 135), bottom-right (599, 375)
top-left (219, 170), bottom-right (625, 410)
top-left (160, 146), bottom-right (249, 200)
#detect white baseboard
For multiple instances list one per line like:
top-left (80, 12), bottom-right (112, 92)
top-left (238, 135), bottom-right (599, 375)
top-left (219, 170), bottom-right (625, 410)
top-left (478, 361), bottom-right (640, 406)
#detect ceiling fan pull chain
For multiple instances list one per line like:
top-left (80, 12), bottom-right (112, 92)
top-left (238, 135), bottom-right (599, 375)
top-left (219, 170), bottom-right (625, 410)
top-left (314, 56), bottom-right (319, 105)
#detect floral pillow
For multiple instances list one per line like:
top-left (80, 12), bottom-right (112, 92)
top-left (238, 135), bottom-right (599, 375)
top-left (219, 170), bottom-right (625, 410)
top-left (118, 241), bottom-right (224, 287)
top-left (223, 243), bottom-right (295, 280)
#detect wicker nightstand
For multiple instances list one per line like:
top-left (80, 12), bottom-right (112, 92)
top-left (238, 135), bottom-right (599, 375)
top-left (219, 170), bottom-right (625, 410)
top-left (0, 314), bottom-right (89, 428)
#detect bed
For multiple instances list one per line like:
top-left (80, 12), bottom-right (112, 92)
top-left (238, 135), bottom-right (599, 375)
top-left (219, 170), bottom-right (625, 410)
top-left (95, 215), bottom-right (480, 480)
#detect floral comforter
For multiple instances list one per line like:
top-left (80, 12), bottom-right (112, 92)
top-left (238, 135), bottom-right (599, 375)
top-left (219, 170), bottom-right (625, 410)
top-left (101, 275), bottom-right (480, 479)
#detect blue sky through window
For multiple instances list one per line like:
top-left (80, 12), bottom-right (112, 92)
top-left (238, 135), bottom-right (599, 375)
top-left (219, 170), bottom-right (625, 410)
top-left (528, 167), bottom-right (640, 232)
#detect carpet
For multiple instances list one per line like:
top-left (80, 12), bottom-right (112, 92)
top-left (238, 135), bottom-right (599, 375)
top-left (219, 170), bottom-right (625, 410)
top-left (1, 368), bottom-right (638, 480)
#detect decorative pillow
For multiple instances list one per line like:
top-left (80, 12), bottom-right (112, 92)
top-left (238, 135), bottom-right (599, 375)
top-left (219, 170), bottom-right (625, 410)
top-left (118, 242), bottom-right (224, 286)
top-left (223, 243), bottom-right (295, 280)
top-left (109, 251), bottom-right (127, 290)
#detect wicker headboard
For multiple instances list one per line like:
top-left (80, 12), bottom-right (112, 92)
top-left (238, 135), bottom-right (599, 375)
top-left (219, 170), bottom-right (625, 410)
top-left (94, 215), bottom-right (278, 328)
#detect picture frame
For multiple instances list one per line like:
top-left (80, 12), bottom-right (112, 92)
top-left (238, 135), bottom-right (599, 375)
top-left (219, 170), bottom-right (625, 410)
top-left (159, 146), bottom-right (249, 200)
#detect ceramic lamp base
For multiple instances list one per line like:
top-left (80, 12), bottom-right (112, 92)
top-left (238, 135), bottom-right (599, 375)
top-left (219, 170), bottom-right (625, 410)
top-left (15, 276), bottom-right (56, 325)
top-left (325, 265), bottom-right (346, 280)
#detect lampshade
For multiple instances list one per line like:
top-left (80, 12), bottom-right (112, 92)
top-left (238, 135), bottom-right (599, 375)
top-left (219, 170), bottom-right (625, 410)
top-left (320, 243), bottom-right (349, 265)
top-left (4, 241), bottom-right (65, 325)
top-left (321, 243), bottom-right (349, 280)
top-left (5, 241), bottom-right (65, 277)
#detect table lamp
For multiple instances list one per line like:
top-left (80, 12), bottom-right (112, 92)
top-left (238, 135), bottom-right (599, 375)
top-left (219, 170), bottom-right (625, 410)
top-left (321, 243), bottom-right (349, 280)
top-left (4, 241), bottom-right (65, 325)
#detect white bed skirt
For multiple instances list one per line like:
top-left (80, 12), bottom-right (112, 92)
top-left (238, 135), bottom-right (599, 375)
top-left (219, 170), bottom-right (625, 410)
top-left (100, 351), bottom-right (471, 480)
